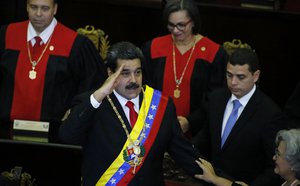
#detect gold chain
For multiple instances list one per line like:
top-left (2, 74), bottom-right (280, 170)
top-left (106, 87), bottom-right (147, 145)
top-left (27, 35), bottom-right (53, 68)
top-left (172, 37), bottom-right (196, 98)
top-left (172, 39), bottom-right (196, 87)
top-left (106, 87), bottom-right (147, 174)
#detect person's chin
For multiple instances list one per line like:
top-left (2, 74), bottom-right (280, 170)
top-left (274, 166), bottom-right (279, 174)
top-left (173, 33), bottom-right (185, 40)
top-left (230, 89), bottom-right (241, 97)
top-left (32, 19), bottom-right (43, 26)
top-left (33, 23), bottom-right (45, 31)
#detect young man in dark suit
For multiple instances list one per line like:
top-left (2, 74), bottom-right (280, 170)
top-left (59, 41), bottom-right (202, 186)
top-left (193, 48), bottom-right (287, 185)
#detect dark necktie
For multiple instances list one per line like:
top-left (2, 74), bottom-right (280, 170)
top-left (126, 101), bottom-right (138, 128)
top-left (221, 99), bottom-right (242, 148)
top-left (34, 36), bottom-right (42, 47)
top-left (33, 36), bottom-right (42, 56)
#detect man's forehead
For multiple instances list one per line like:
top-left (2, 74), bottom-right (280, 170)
top-left (117, 59), bottom-right (141, 68)
top-left (122, 67), bottom-right (141, 71)
top-left (28, 0), bottom-right (54, 5)
top-left (227, 69), bottom-right (248, 75)
top-left (228, 63), bottom-right (250, 71)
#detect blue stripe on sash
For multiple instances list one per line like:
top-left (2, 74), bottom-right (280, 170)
top-left (106, 89), bottom-right (162, 185)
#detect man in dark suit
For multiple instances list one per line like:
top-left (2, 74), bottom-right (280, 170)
top-left (193, 48), bottom-right (286, 185)
top-left (59, 41), bottom-right (202, 186)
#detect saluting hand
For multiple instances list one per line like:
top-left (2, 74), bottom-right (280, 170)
top-left (93, 64), bottom-right (125, 102)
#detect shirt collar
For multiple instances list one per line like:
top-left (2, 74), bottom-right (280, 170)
top-left (230, 84), bottom-right (256, 107)
top-left (113, 90), bottom-right (139, 109)
top-left (27, 18), bottom-right (57, 44)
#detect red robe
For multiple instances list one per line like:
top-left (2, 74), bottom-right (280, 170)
top-left (142, 34), bottom-right (228, 135)
top-left (0, 21), bottom-right (107, 134)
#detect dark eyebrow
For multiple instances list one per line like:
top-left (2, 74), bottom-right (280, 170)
top-left (237, 74), bottom-right (246, 78)
top-left (121, 67), bottom-right (142, 72)
top-left (226, 71), bottom-right (233, 75)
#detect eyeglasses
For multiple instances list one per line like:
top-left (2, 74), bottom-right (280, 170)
top-left (167, 19), bottom-right (192, 31)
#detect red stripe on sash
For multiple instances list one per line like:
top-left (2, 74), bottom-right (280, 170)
top-left (117, 94), bottom-right (168, 185)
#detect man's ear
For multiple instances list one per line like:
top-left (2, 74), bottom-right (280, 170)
top-left (253, 70), bottom-right (260, 83)
top-left (53, 4), bottom-right (58, 15)
top-left (107, 68), bottom-right (113, 76)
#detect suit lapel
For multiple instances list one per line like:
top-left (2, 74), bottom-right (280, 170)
top-left (109, 92), bottom-right (144, 131)
top-left (110, 93), bottom-right (132, 131)
top-left (222, 89), bottom-right (261, 149)
top-left (210, 90), bottom-right (231, 151)
top-left (139, 91), bottom-right (143, 109)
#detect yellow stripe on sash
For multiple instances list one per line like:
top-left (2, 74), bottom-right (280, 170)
top-left (97, 86), bottom-right (154, 185)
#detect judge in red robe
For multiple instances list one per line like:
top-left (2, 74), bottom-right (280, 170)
top-left (142, 0), bottom-right (228, 136)
top-left (0, 0), bottom-right (107, 138)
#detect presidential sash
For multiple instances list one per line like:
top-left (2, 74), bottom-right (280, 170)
top-left (97, 85), bottom-right (168, 185)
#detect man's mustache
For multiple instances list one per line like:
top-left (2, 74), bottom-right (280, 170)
top-left (125, 83), bottom-right (140, 90)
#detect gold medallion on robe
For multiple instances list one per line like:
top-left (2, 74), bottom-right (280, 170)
top-left (174, 88), bottom-right (180, 98)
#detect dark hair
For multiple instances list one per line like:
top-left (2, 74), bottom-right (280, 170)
top-left (27, 0), bottom-right (58, 4)
top-left (229, 48), bottom-right (259, 73)
top-left (162, 0), bottom-right (201, 34)
top-left (106, 41), bottom-right (144, 72)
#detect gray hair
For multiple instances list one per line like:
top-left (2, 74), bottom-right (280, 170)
top-left (276, 129), bottom-right (300, 179)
